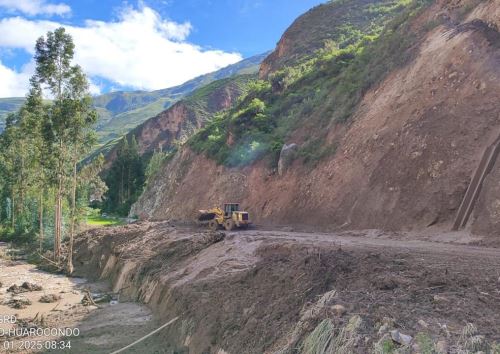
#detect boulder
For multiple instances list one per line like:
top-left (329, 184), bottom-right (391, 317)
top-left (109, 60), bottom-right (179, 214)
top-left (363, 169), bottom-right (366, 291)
top-left (278, 143), bottom-right (298, 176)
top-left (331, 304), bottom-right (346, 317)
top-left (390, 330), bottom-right (412, 345)
top-left (418, 319), bottom-right (429, 328)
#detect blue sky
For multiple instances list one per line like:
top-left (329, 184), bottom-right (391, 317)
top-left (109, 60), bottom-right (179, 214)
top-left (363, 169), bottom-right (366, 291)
top-left (0, 0), bottom-right (325, 97)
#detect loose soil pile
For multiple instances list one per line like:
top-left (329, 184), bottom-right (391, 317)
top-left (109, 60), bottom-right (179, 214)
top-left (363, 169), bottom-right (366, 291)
top-left (73, 222), bottom-right (500, 353)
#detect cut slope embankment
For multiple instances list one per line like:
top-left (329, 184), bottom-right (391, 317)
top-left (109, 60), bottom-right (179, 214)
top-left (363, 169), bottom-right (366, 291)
top-left (132, 0), bottom-right (500, 237)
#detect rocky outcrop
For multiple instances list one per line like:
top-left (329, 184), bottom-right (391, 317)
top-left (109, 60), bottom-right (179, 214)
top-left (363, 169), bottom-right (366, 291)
top-left (277, 143), bottom-right (298, 176)
top-left (105, 76), bottom-right (252, 167)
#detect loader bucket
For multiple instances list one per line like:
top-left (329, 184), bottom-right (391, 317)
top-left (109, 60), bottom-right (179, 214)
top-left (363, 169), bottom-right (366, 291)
top-left (198, 211), bottom-right (216, 221)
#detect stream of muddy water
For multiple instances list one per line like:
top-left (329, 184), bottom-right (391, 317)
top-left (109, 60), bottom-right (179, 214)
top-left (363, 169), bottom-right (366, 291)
top-left (0, 243), bottom-right (159, 353)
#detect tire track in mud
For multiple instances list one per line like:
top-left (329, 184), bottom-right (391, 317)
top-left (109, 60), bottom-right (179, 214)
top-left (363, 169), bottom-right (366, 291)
top-left (239, 229), bottom-right (500, 262)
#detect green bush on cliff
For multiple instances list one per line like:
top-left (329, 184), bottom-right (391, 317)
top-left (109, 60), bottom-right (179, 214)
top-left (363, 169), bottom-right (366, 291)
top-left (189, 0), bottom-right (434, 168)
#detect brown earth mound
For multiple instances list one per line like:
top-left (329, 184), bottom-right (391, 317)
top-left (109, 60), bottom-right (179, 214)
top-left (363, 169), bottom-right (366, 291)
top-left (7, 282), bottom-right (43, 294)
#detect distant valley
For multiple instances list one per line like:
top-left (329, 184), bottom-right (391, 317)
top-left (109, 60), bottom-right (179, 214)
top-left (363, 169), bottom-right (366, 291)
top-left (0, 52), bottom-right (267, 147)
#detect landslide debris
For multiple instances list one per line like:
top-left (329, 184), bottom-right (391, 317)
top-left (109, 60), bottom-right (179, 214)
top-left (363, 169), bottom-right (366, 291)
top-left (39, 294), bottom-right (61, 303)
top-left (7, 297), bottom-right (32, 309)
top-left (74, 223), bottom-right (500, 353)
top-left (7, 282), bottom-right (43, 294)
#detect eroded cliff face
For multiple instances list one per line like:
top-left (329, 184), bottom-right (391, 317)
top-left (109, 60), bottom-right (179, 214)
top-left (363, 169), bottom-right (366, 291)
top-left (105, 78), bottom-right (249, 167)
top-left (133, 0), bottom-right (500, 236)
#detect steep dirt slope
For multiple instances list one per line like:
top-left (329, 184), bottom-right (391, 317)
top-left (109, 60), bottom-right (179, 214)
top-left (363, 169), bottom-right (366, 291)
top-left (73, 223), bottom-right (500, 353)
top-left (132, 0), bottom-right (500, 237)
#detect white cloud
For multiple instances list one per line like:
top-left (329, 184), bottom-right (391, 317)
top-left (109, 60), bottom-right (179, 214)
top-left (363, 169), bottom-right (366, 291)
top-left (0, 60), bottom-right (31, 97)
top-left (0, 0), bottom-right (70, 16)
top-left (0, 5), bottom-right (242, 97)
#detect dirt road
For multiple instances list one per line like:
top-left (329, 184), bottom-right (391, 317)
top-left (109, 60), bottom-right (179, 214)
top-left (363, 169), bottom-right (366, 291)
top-left (236, 228), bottom-right (500, 269)
top-left (71, 222), bottom-right (500, 353)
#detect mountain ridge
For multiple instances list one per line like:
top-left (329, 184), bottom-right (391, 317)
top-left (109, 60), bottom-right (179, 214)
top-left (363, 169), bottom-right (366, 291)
top-left (0, 52), bottom-right (268, 143)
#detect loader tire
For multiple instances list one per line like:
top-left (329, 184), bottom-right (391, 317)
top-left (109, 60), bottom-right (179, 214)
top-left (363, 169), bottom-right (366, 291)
top-left (208, 220), bottom-right (218, 231)
top-left (224, 219), bottom-right (235, 231)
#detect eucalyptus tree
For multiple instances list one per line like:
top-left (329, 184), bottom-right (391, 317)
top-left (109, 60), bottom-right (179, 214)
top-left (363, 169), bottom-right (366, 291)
top-left (0, 113), bottom-right (22, 229)
top-left (24, 81), bottom-right (49, 251)
top-left (31, 27), bottom-right (97, 264)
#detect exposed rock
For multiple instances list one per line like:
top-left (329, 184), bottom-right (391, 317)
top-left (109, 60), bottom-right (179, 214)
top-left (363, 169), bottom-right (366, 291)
top-left (7, 297), bottom-right (32, 309)
top-left (433, 295), bottom-right (449, 303)
top-left (418, 319), bottom-right (429, 328)
top-left (21, 282), bottom-right (43, 291)
top-left (39, 294), bottom-right (62, 303)
top-left (378, 323), bottom-right (390, 335)
top-left (435, 340), bottom-right (448, 353)
top-left (382, 317), bottom-right (395, 326)
top-left (7, 282), bottom-right (43, 294)
top-left (277, 143), bottom-right (298, 176)
top-left (331, 304), bottom-right (346, 317)
top-left (390, 330), bottom-right (413, 345)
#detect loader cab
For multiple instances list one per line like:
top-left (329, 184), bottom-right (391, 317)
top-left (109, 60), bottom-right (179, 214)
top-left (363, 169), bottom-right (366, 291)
top-left (224, 203), bottom-right (240, 217)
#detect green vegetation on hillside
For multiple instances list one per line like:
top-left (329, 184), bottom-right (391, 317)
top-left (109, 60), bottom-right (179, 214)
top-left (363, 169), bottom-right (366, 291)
top-left (85, 208), bottom-right (125, 227)
top-left (99, 74), bottom-right (256, 216)
top-left (189, 0), bottom-right (434, 167)
top-left (100, 136), bottom-right (145, 216)
top-left (0, 53), bottom-right (267, 145)
top-left (0, 98), bottom-right (25, 131)
top-left (89, 53), bottom-right (266, 147)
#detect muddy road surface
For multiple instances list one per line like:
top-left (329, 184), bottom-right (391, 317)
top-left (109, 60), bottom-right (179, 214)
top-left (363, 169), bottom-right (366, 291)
top-left (67, 222), bottom-right (500, 353)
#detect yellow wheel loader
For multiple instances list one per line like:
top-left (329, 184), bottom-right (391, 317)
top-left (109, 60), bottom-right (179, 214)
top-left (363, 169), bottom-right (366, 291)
top-left (198, 203), bottom-right (250, 231)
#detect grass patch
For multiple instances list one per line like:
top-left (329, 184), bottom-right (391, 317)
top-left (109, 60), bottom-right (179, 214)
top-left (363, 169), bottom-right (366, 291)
top-left (85, 215), bottom-right (124, 227)
top-left (415, 332), bottom-right (436, 354)
top-left (84, 208), bottom-right (125, 227)
top-left (301, 316), bottom-right (362, 354)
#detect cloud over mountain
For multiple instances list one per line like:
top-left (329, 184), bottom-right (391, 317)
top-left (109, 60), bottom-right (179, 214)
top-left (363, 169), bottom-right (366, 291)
top-left (0, 5), bottom-right (242, 96)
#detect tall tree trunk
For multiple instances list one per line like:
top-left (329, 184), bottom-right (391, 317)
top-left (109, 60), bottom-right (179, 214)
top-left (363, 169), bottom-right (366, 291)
top-left (120, 165), bottom-right (124, 205)
top-left (67, 161), bottom-right (77, 275)
top-left (127, 165), bottom-right (131, 201)
top-left (20, 145), bottom-right (25, 209)
top-left (54, 174), bottom-right (63, 262)
top-left (54, 139), bottom-right (64, 262)
top-left (11, 190), bottom-right (15, 229)
top-left (39, 190), bottom-right (44, 253)
top-left (54, 188), bottom-right (59, 261)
